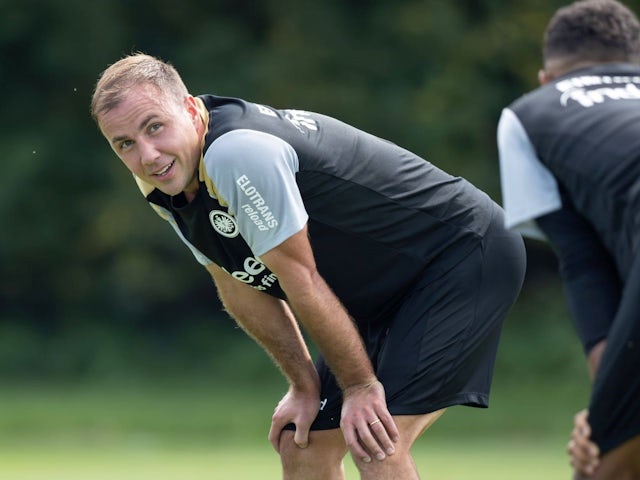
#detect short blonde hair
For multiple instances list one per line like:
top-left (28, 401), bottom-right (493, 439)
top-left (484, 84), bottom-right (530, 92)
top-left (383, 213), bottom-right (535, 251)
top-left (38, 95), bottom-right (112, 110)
top-left (91, 53), bottom-right (189, 122)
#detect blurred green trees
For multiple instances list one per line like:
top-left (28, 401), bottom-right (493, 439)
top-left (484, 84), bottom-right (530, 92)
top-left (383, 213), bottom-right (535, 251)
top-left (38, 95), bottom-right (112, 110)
top-left (1, 0), bottom-right (627, 379)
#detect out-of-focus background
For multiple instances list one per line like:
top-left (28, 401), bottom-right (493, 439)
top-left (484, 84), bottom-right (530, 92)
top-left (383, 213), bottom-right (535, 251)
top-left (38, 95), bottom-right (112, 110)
top-left (2, 0), bottom-right (631, 478)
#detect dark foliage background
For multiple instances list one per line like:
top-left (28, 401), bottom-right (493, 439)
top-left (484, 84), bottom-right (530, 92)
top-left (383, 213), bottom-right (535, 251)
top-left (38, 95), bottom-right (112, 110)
top-left (2, 0), bottom-right (629, 383)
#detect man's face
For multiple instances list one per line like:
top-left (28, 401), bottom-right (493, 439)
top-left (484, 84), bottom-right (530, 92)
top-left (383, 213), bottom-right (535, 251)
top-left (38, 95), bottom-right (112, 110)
top-left (98, 84), bottom-right (203, 198)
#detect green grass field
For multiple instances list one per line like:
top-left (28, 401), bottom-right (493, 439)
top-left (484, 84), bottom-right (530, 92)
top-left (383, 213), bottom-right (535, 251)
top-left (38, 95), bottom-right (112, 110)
top-left (0, 377), bottom-right (584, 479)
top-left (0, 437), bottom-right (572, 480)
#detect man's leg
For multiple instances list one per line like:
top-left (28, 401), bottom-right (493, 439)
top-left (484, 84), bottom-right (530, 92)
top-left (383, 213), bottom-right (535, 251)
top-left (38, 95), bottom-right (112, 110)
top-left (278, 410), bottom-right (446, 480)
top-left (352, 409), bottom-right (446, 480)
top-left (573, 434), bottom-right (640, 480)
top-left (279, 428), bottom-right (348, 480)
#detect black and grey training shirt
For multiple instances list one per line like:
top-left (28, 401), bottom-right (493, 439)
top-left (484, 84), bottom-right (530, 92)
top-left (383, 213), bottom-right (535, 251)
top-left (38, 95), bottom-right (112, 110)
top-left (141, 94), bottom-right (495, 323)
top-left (498, 63), bottom-right (640, 350)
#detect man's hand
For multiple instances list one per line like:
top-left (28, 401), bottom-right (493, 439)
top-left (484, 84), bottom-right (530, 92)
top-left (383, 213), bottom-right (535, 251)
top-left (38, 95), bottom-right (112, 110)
top-left (269, 384), bottom-right (321, 453)
top-left (340, 380), bottom-right (399, 464)
top-left (568, 409), bottom-right (600, 476)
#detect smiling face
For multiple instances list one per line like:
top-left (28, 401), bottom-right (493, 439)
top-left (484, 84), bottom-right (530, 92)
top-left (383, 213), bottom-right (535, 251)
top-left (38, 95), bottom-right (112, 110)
top-left (98, 83), bottom-right (204, 200)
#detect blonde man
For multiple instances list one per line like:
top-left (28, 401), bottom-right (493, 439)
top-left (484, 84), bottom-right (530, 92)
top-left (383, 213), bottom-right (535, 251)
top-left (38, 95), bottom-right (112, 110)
top-left (93, 53), bottom-right (525, 479)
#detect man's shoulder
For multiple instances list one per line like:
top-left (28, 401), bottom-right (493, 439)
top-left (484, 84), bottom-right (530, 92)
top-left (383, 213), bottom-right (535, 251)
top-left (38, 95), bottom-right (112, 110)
top-left (508, 83), bottom-right (557, 114)
top-left (198, 93), bottom-right (249, 112)
top-left (200, 95), bottom-right (290, 145)
top-left (510, 63), bottom-right (640, 112)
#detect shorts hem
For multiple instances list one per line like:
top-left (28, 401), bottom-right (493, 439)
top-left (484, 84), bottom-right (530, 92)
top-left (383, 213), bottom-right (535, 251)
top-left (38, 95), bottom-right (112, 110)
top-left (296, 392), bottom-right (490, 431)
top-left (388, 392), bottom-right (489, 416)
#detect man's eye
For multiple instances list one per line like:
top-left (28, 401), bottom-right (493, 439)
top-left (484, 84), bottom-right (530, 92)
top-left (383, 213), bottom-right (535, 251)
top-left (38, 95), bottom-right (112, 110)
top-left (149, 123), bottom-right (162, 133)
top-left (120, 140), bottom-right (133, 150)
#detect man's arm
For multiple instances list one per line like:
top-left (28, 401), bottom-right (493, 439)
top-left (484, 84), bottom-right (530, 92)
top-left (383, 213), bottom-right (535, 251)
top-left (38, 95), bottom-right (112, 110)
top-left (260, 225), bottom-right (399, 463)
top-left (536, 201), bottom-right (619, 477)
top-left (206, 261), bottom-right (318, 391)
top-left (535, 200), bottom-right (621, 355)
top-left (206, 262), bottom-right (321, 449)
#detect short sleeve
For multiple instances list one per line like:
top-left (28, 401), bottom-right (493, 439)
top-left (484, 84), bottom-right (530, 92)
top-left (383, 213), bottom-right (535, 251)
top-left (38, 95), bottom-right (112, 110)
top-left (497, 108), bottom-right (562, 240)
top-left (203, 129), bottom-right (309, 256)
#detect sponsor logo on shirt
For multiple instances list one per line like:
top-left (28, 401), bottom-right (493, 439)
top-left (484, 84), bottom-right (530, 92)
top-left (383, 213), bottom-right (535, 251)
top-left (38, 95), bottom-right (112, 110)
top-left (236, 175), bottom-right (278, 231)
top-left (254, 103), bottom-right (319, 134)
top-left (255, 104), bottom-right (277, 117)
top-left (209, 210), bottom-right (239, 238)
top-left (556, 75), bottom-right (640, 107)
top-left (283, 109), bottom-right (318, 133)
top-left (221, 257), bottom-right (279, 291)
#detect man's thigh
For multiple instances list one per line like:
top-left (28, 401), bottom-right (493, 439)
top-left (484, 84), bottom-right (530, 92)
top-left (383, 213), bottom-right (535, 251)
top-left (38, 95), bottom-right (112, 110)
top-left (574, 435), bottom-right (640, 480)
top-left (279, 410), bottom-right (447, 460)
top-left (392, 409), bottom-right (448, 447)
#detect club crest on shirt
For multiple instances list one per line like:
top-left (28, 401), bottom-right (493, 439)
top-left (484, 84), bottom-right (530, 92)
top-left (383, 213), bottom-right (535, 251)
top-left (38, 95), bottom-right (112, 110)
top-left (209, 210), bottom-right (239, 238)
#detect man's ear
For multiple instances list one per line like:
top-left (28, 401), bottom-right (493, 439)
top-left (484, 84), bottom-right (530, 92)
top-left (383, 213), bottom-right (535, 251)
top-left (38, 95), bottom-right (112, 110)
top-left (538, 68), bottom-right (553, 85)
top-left (184, 95), bottom-right (202, 129)
top-left (184, 95), bottom-right (198, 115)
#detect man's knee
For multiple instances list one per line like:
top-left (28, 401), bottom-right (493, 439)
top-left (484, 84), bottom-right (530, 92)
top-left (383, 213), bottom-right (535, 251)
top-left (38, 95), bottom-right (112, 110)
top-left (351, 446), bottom-right (419, 480)
top-left (351, 412), bottom-right (446, 479)
top-left (279, 429), bottom-right (347, 471)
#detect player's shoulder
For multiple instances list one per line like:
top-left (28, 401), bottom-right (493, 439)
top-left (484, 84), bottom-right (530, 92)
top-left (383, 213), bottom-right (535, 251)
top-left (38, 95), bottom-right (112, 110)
top-left (203, 129), bottom-right (297, 187)
top-left (208, 128), bottom-right (288, 157)
top-left (508, 83), bottom-right (557, 112)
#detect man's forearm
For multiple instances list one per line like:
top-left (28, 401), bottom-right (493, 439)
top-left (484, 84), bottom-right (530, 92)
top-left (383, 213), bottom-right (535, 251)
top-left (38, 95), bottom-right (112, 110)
top-left (208, 263), bottom-right (319, 391)
top-left (285, 270), bottom-right (377, 391)
top-left (233, 307), bottom-right (319, 391)
top-left (258, 227), bottom-right (377, 392)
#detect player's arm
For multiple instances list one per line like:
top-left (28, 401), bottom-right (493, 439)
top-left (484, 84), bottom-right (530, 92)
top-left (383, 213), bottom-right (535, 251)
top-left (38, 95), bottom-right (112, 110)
top-left (535, 197), bottom-right (620, 376)
top-left (260, 225), bottom-right (399, 463)
top-left (569, 253), bottom-right (640, 476)
top-left (205, 261), bottom-right (321, 448)
top-left (535, 200), bottom-right (617, 477)
top-left (206, 261), bottom-right (318, 390)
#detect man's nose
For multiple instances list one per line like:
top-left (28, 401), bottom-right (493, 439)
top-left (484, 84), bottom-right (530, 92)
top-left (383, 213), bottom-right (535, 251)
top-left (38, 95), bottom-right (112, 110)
top-left (139, 138), bottom-right (160, 165)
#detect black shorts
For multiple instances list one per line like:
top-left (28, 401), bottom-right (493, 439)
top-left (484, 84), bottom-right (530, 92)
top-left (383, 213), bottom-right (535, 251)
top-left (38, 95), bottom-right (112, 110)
top-left (290, 208), bottom-right (526, 431)
top-left (589, 252), bottom-right (640, 454)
